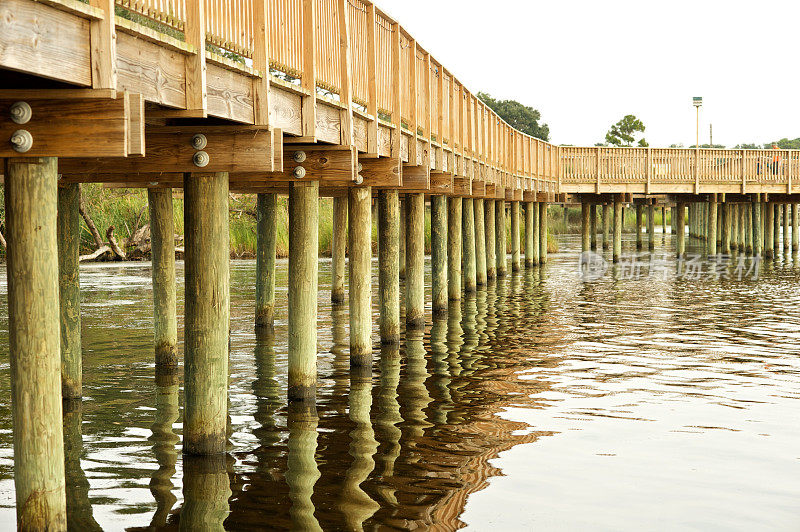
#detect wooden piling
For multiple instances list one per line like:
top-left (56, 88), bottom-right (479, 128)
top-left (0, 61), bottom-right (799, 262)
top-left (511, 201), bottom-right (521, 271)
top-left (525, 201), bottom-right (535, 266)
top-left (745, 203), bottom-right (753, 254)
top-left (647, 204), bottom-right (655, 251)
top-left (581, 202), bottom-right (590, 252)
top-left (5, 157), bottom-right (67, 529)
top-left (765, 201), bottom-right (775, 258)
top-left (288, 181), bottom-right (319, 402)
top-left (256, 193), bottom-right (278, 328)
top-left (784, 204), bottom-right (791, 253)
top-left (602, 204), bottom-right (611, 250)
top-left (348, 186), bottom-right (372, 367)
top-left (532, 201), bottom-right (541, 265)
top-left (793, 204), bottom-right (799, 252)
top-left (590, 204), bottom-right (598, 250)
top-left (707, 199), bottom-right (718, 256)
top-left (399, 198), bottom-right (406, 280)
top-left (58, 183), bottom-right (83, 397)
top-left (753, 200), bottom-right (763, 256)
top-left (485, 199), bottom-right (497, 280)
top-left (406, 193), bottom-right (425, 328)
top-left (661, 206), bottom-right (667, 236)
top-left (636, 204), bottom-right (643, 250)
top-left (730, 204), bottom-right (739, 252)
top-left (539, 202), bottom-right (548, 264)
top-left (613, 200), bottom-right (623, 263)
top-left (331, 195), bottom-right (348, 304)
top-left (462, 198), bottom-right (477, 292)
top-left (448, 196), bottom-right (463, 300)
top-left (773, 204), bottom-right (781, 254)
top-left (676, 202), bottom-right (686, 257)
top-left (431, 195), bottom-right (448, 315)
top-left (496, 200), bottom-right (508, 276)
top-left (149, 188), bottom-right (178, 368)
top-left (378, 190), bottom-right (400, 344)
top-left (475, 198), bottom-right (487, 285)
top-left (184, 172), bottom-right (230, 455)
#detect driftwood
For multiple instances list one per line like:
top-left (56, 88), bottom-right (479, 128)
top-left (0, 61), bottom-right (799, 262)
top-left (78, 187), bottom-right (104, 248)
top-left (80, 245), bottom-right (111, 262)
top-left (106, 226), bottom-right (126, 260)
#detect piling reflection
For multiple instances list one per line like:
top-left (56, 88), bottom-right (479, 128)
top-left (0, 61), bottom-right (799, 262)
top-left (337, 372), bottom-right (379, 530)
top-left (179, 455), bottom-right (231, 531)
top-left (373, 344), bottom-right (401, 500)
top-left (63, 401), bottom-right (102, 532)
top-left (148, 372), bottom-right (180, 528)
top-left (286, 403), bottom-right (321, 531)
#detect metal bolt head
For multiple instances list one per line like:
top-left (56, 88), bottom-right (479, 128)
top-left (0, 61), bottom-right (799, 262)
top-left (193, 150), bottom-right (210, 167)
top-left (293, 166), bottom-right (306, 179)
top-left (354, 174), bottom-right (364, 185)
top-left (190, 134), bottom-right (208, 150)
top-left (293, 151), bottom-right (307, 163)
top-left (10, 102), bottom-right (32, 125)
top-left (10, 129), bottom-right (33, 153)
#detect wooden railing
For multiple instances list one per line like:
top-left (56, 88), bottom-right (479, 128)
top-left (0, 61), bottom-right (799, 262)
top-left (560, 147), bottom-right (800, 192)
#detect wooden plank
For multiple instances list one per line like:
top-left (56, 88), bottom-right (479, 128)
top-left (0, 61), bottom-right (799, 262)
top-left (0, 89), bottom-right (117, 99)
top-left (453, 176), bottom-right (471, 195)
top-left (402, 164), bottom-right (430, 190)
top-left (273, 128), bottom-right (283, 172)
top-left (270, 86), bottom-right (302, 136)
top-left (0, 0), bottom-right (92, 86)
top-left (0, 97), bottom-right (128, 157)
top-left (360, 156), bottom-right (401, 188)
top-left (126, 92), bottom-right (145, 156)
top-left (59, 126), bottom-right (272, 174)
top-left (264, 144), bottom-right (357, 183)
top-left (430, 172), bottom-right (453, 194)
top-left (116, 32), bottom-right (187, 109)
top-left (89, 0), bottom-right (116, 89)
top-left (206, 62), bottom-right (255, 124)
top-left (316, 102), bottom-right (341, 144)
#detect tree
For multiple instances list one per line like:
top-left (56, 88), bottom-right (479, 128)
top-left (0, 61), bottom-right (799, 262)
top-left (605, 115), bottom-right (648, 147)
top-left (477, 92), bottom-right (550, 141)
top-left (767, 138), bottom-right (800, 149)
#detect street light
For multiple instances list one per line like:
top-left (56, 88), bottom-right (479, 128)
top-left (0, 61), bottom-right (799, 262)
top-left (692, 97), bottom-right (703, 148)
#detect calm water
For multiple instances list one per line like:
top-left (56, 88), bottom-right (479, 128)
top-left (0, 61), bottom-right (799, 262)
top-left (0, 232), bottom-right (798, 530)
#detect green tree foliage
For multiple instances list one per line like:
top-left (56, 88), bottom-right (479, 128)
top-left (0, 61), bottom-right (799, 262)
top-left (734, 143), bottom-right (760, 149)
top-left (605, 115), bottom-right (648, 147)
top-left (767, 138), bottom-right (800, 149)
top-left (477, 92), bottom-right (550, 141)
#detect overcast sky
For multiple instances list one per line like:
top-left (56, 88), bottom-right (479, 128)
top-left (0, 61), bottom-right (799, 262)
top-left (378, 0), bottom-right (800, 147)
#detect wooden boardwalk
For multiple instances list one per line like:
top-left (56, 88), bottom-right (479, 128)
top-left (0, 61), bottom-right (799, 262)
top-left (1, 0), bottom-right (799, 527)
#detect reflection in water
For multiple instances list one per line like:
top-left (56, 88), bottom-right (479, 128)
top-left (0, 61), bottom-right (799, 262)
top-left (286, 404), bottom-right (321, 532)
top-left (63, 401), bottom-right (102, 532)
top-left (1, 235), bottom-right (799, 529)
top-left (179, 454), bottom-right (231, 531)
top-left (148, 372), bottom-right (180, 528)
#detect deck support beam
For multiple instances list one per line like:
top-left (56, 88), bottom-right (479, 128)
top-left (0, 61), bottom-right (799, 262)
top-left (448, 197), bottom-right (463, 300)
top-left (288, 181), bottom-right (319, 402)
top-left (475, 198), bottom-right (487, 285)
top-left (431, 195), bottom-right (448, 315)
top-left (378, 190), bottom-right (400, 344)
top-left (184, 171), bottom-right (230, 455)
top-left (462, 198), bottom-right (477, 292)
top-left (496, 200), bottom-right (507, 276)
top-left (255, 193), bottom-right (277, 328)
top-left (485, 199), bottom-right (497, 279)
top-left (510, 201), bottom-right (521, 271)
top-left (331, 196), bottom-right (348, 304)
top-left (348, 186), bottom-right (372, 369)
top-left (5, 157), bottom-right (67, 529)
top-left (149, 188), bottom-right (178, 367)
top-left (58, 183), bottom-right (82, 398)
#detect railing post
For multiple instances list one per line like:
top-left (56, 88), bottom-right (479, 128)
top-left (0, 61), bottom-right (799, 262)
top-left (595, 146), bottom-right (601, 193)
top-left (337, 0), bottom-right (353, 146)
top-left (365, 3), bottom-right (379, 154)
top-left (788, 150), bottom-right (793, 193)
top-left (89, 0), bottom-right (117, 90)
top-left (741, 149), bottom-right (747, 194)
top-left (646, 147), bottom-right (652, 194)
top-left (251, 0), bottom-right (270, 125)
top-left (185, 0), bottom-right (208, 116)
top-left (301, 0), bottom-right (317, 138)
top-left (694, 146), bottom-right (700, 193)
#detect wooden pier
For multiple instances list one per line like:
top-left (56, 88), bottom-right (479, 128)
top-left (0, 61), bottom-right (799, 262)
top-left (2, 0), bottom-right (800, 527)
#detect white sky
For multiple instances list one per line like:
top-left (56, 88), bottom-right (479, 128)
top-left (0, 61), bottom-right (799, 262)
top-left (378, 0), bottom-right (800, 147)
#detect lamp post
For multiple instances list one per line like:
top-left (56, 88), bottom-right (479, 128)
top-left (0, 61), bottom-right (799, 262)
top-left (693, 97), bottom-right (703, 148)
